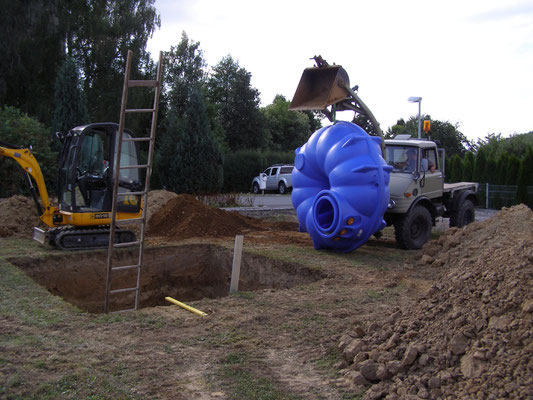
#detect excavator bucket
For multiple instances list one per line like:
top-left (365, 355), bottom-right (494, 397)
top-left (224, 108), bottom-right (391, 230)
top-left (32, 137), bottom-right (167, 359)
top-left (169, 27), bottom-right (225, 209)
top-left (289, 65), bottom-right (350, 110)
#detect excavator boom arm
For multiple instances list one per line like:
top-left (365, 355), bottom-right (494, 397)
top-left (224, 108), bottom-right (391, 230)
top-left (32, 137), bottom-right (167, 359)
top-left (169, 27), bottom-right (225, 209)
top-left (0, 143), bottom-right (57, 226)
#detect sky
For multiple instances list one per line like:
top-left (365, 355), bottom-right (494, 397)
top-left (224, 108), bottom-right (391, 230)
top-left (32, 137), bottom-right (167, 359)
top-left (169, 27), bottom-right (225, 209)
top-left (146, 0), bottom-right (533, 141)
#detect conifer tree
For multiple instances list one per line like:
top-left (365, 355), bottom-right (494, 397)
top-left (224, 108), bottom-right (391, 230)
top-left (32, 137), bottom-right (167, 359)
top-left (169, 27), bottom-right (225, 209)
top-left (516, 147), bottom-right (533, 207)
top-left (163, 87), bottom-right (223, 194)
top-left (52, 56), bottom-right (89, 150)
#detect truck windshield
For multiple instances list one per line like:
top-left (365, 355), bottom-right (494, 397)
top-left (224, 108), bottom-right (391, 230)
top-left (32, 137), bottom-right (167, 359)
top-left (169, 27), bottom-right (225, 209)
top-left (384, 146), bottom-right (418, 173)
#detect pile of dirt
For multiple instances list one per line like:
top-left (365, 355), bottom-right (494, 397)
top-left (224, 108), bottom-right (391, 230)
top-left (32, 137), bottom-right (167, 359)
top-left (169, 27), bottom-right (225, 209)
top-left (0, 196), bottom-right (43, 238)
top-left (147, 194), bottom-right (270, 239)
top-left (146, 190), bottom-right (178, 229)
top-left (338, 204), bottom-right (533, 399)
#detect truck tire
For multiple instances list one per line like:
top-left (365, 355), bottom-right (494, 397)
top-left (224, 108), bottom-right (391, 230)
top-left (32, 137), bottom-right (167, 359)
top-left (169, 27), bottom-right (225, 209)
top-left (252, 182), bottom-right (260, 194)
top-left (450, 199), bottom-right (475, 228)
top-left (394, 205), bottom-right (432, 250)
top-left (278, 181), bottom-right (287, 194)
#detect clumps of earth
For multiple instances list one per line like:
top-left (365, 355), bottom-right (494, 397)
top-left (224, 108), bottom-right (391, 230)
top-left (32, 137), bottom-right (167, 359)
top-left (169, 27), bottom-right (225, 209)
top-left (338, 204), bottom-right (533, 399)
top-left (0, 195), bottom-right (42, 237)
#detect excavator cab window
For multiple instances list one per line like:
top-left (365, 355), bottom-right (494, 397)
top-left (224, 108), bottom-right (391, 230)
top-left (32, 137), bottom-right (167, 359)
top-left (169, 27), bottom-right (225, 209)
top-left (58, 123), bottom-right (143, 214)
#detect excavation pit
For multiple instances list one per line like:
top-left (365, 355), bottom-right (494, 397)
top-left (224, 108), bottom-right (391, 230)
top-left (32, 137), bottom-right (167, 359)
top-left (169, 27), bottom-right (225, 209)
top-left (9, 244), bottom-right (324, 313)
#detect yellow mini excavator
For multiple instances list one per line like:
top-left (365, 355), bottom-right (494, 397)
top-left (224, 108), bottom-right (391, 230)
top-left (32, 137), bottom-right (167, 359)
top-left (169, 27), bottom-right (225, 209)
top-left (0, 122), bottom-right (144, 249)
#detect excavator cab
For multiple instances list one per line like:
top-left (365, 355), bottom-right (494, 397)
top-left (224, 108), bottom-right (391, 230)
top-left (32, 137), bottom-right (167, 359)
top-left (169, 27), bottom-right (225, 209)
top-left (57, 123), bottom-right (143, 215)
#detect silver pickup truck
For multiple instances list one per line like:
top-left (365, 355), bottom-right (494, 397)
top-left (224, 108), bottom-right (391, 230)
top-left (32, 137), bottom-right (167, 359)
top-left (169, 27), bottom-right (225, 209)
top-left (252, 164), bottom-right (293, 194)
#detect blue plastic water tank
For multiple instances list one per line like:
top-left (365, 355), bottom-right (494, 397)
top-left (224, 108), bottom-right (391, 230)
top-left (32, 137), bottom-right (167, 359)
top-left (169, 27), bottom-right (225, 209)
top-left (291, 121), bottom-right (392, 252)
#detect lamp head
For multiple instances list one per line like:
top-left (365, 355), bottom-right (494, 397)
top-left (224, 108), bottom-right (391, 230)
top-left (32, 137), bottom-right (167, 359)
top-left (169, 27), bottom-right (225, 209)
top-left (408, 96), bottom-right (422, 103)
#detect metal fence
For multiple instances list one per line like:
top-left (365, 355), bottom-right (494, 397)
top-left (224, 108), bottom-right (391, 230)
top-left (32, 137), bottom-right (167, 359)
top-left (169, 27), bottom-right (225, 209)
top-left (477, 183), bottom-right (533, 209)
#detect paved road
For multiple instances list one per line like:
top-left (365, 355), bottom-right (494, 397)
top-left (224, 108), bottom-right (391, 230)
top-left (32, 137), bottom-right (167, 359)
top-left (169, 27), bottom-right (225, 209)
top-left (234, 194), bottom-right (498, 223)
top-left (238, 194), bottom-right (293, 209)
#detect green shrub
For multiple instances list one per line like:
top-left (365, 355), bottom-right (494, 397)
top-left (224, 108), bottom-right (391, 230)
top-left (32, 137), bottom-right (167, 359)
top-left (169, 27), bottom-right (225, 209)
top-left (0, 106), bottom-right (57, 197)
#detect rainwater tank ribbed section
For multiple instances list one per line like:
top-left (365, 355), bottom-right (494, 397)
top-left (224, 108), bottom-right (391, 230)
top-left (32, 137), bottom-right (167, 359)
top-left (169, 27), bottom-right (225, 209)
top-left (291, 121), bottom-right (392, 252)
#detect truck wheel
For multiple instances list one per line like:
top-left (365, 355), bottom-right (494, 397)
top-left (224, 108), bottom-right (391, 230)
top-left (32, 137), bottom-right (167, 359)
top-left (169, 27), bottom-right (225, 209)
top-left (394, 206), bottom-right (432, 250)
top-left (279, 182), bottom-right (287, 194)
top-left (253, 182), bottom-right (260, 194)
top-left (450, 199), bottom-right (475, 228)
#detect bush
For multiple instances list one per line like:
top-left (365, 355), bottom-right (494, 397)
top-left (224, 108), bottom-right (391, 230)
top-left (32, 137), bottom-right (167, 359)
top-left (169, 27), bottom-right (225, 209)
top-left (222, 149), bottom-right (294, 192)
top-left (0, 106), bottom-right (57, 197)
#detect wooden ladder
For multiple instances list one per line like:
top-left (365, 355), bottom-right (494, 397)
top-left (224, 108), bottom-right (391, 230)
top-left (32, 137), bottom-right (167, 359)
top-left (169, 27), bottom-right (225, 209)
top-left (104, 50), bottom-right (163, 313)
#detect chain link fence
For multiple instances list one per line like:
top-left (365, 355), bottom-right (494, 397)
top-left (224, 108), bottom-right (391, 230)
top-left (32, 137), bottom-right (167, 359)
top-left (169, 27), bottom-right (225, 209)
top-left (477, 183), bottom-right (533, 209)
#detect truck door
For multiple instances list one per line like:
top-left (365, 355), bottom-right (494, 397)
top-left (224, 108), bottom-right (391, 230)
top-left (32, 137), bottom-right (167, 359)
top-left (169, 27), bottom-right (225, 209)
top-left (420, 148), bottom-right (443, 199)
top-left (267, 167), bottom-right (279, 190)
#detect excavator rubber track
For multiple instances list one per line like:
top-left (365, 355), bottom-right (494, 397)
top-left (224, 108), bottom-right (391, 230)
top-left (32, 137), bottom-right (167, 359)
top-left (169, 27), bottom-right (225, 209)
top-left (47, 226), bottom-right (136, 250)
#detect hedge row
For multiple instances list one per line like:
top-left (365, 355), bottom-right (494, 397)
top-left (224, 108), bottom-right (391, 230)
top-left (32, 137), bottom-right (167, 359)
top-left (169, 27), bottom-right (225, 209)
top-left (222, 149), bottom-right (295, 192)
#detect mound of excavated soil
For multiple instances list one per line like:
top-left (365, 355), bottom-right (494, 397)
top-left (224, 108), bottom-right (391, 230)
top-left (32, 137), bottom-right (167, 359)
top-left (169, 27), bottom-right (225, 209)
top-left (339, 204), bottom-right (533, 399)
top-left (146, 190), bottom-right (178, 229)
top-left (147, 194), bottom-right (269, 239)
top-left (0, 196), bottom-right (43, 238)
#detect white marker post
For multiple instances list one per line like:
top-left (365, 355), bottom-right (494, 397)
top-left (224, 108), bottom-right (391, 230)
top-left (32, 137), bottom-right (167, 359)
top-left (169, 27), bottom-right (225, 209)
top-left (229, 235), bottom-right (244, 294)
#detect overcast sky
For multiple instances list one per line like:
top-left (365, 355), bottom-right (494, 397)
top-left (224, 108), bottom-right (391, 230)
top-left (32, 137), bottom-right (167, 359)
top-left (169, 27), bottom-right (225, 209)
top-left (147, 0), bottom-right (533, 141)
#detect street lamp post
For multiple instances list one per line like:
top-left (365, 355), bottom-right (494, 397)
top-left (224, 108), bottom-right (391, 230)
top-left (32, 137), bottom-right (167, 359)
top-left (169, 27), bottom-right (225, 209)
top-left (408, 96), bottom-right (422, 139)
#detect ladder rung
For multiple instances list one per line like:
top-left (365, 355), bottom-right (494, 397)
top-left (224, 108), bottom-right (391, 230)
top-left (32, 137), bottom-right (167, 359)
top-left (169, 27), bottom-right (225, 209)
top-left (126, 108), bottom-right (155, 113)
top-left (111, 307), bottom-right (137, 314)
top-left (112, 264), bottom-right (140, 271)
top-left (114, 240), bottom-right (141, 248)
top-left (123, 137), bottom-right (153, 142)
top-left (109, 287), bottom-right (138, 295)
top-left (128, 79), bottom-right (158, 87)
top-left (119, 164), bottom-right (148, 169)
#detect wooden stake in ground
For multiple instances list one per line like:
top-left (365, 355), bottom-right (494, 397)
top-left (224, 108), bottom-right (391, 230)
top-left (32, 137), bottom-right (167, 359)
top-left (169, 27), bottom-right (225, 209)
top-left (229, 235), bottom-right (244, 294)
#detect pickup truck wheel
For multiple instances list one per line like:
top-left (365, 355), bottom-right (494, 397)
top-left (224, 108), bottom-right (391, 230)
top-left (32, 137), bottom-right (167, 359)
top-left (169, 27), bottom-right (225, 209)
top-left (278, 182), bottom-right (287, 194)
top-left (394, 206), bottom-right (432, 250)
top-left (450, 199), bottom-right (475, 228)
top-left (252, 182), bottom-right (260, 194)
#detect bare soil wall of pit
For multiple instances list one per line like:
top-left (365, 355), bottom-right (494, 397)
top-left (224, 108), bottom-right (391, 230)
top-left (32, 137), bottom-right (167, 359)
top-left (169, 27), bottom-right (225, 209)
top-left (9, 244), bottom-right (324, 313)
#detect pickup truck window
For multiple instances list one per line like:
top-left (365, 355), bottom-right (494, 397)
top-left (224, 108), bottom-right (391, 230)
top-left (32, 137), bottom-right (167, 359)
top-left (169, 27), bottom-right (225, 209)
top-left (264, 168), bottom-right (271, 175)
top-left (280, 166), bottom-right (293, 174)
top-left (271, 167), bottom-right (279, 176)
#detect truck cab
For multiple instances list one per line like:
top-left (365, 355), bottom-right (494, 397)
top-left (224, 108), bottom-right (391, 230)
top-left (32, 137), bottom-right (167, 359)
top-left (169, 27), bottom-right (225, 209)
top-left (384, 135), bottom-right (444, 214)
top-left (383, 135), bottom-right (477, 249)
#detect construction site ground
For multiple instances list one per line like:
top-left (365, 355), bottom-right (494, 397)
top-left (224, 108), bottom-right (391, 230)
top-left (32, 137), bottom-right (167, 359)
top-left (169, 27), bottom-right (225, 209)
top-left (0, 192), bottom-right (531, 399)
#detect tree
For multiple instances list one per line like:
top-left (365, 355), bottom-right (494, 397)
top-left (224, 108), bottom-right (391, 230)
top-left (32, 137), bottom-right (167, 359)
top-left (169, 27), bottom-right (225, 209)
top-left (495, 152), bottom-right (510, 185)
top-left (262, 95), bottom-right (311, 151)
top-left (207, 55), bottom-right (267, 150)
top-left (61, 0), bottom-right (160, 124)
top-left (0, 1), bottom-right (63, 125)
top-left (448, 154), bottom-right (463, 183)
top-left (52, 56), bottom-right (89, 151)
top-left (1, 0), bottom-right (160, 131)
top-left (473, 148), bottom-right (487, 183)
top-left (505, 155), bottom-right (521, 185)
top-left (386, 115), bottom-right (471, 158)
top-left (461, 152), bottom-right (474, 182)
top-left (485, 155), bottom-right (498, 184)
top-left (158, 88), bottom-right (223, 194)
top-left (164, 32), bottom-right (207, 118)
top-left (516, 147), bottom-right (533, 207)
top-left (475, 132), bottom-right (533, 159)
top-left (0, 107), bottom-right (57, 197)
